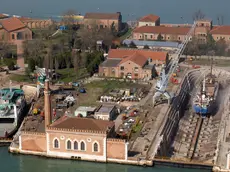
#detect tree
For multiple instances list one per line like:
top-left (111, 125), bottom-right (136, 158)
top-left (157, 33), bottom-right (163, 41)
top-left (143, 45), bottom-right (150, 49)
top-left (215, 39), bottom-right (227, 56)
top-left (129, 41), bottom-right (137, 48)
top-left (0, 41), bottom-right (10, 60)
top-left (193, 9), bottom-right (205, 21)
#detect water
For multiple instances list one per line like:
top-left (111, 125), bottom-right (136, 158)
top-left (0, 147), bottom-right (210, 172)
top-left (0, 0), bottom-right (230, 24)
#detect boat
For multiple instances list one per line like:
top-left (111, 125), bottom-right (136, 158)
top-left (0, 87), bottom-right (26, 137)
top-left (192, 72), bottom-right (219, 118)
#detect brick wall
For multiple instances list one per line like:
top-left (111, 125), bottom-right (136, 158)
top-left (106, 139), bottom-right (126, 160)
top-left (21, 132), bottom-right (47, 152)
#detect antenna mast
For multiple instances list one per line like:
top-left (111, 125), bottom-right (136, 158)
top-left (210, 57), bottom-right (213, 75)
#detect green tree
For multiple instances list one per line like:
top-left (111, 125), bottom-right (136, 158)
top-left (157, 33), bottom-right (163, 41)
top-left (215, 39), bottom-right (226, 56)
top-left (28, 58), bottom-right (36, 72)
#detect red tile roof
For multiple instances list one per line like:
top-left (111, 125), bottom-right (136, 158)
top-left (210, 26), bottom-right (230, 35)
top-left (0, 17), bottom-right (26, 32)
top-left (133, 26), bottom-right (190, 35)
top-left (84, 12), bottom-right (120, 20)
top-left (139, 14), bottom-right (160, 22)
top-left (50, 116), bottom-right (114, 132)
top-left (119, 52), bottom-right (147, 67)
top-left (108, 49), bottom-right (167, 61)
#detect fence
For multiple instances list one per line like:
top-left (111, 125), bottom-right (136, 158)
top-left (180, 55), bottom-right (230, 60)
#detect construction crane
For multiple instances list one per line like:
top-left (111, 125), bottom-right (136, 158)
top-left (153, 22), bottom-right (197, 106)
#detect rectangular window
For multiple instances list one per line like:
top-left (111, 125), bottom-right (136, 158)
top-left (120, 66), bottom-right (124, 70)
top-left (134, 67), bottom-right (138, 72)
top-left (150, 35), bottom-right (153, 39)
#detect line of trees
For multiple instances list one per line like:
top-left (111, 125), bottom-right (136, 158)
top-left (184, 34), bottom-right (230, 57)
top-left (23, 10), bottom-right (115, 77)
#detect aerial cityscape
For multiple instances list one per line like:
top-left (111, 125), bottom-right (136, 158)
top-left (1, 1), bottom-right (230, 172)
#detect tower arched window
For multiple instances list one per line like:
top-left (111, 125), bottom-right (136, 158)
top-left (80, 141), bottom-right (86, 151)
top-left (66, 140), bottom-right (72, 150)
top-left (54, 139), bottom-right (59, 148)
top-left (93, 142), bottom-right (99, 152)
top-left (74, 141), bottom-right (78, 150)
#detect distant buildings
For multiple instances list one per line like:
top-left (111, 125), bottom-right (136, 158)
top-left (84, 12), bottom-right (122, 31)
top-left (19, 17), bottom-right (53, 29)
top-left (99, 49), bottom-right (168, 79)
top-left (133, 14), bottom-right (230, 44)
top-left (138, 14), bottom-right (160, 27)
top-left (133, 26), bottom-right (191, 42)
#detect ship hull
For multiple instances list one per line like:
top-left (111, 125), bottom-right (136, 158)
top-left (193, 103), bottom-right (215, 117)
top-left (193, 82), bottom-right (219, 118)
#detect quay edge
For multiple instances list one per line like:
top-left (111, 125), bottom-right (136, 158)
top-left (8, 146), bottom-right (153, 166)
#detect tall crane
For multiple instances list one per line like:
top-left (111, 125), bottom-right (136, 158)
top-left (153, 22), bottom-right (197, 106)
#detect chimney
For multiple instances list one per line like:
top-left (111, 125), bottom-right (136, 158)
top-left (44, 79), bottom-right (51, 127)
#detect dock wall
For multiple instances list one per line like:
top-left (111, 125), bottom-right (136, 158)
top-left (156, 69), bottom-right (204, 157)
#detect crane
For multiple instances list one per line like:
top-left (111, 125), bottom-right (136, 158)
top-left (153, 21), bottom-right (197, 106)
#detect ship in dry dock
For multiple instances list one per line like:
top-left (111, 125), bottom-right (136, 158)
top-left (192, 73), bottom-right (219, 118)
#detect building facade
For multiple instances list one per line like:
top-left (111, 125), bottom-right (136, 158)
top-left (138, 14), bottom-right (160, 27)
top-left (99, 49), bottom-right (168, 79)
top-left (19, 17), bottom-right (54, 29)
top-left (0, 17), bottom-right (32, 43)
top-left (94, 104), bottom-right (117, 121)
top-left (18, 80), bottom-right (128, 163)
top-left (84, 12), bottom-right (122, 31)
top-left (133, 26), bottom-right (191, 42)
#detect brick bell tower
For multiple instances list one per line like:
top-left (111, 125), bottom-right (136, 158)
top-left (44, 79), bottom-right (51, 128)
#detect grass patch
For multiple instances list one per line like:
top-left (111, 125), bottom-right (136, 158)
top-left (9, 74), bottom-right (32, 82)
top-left (57, 68), bottom-right (89, 83)
top-left (132, 123), bottom-right (142, 133)
top-left (77, 80), bottom-right (141, 106)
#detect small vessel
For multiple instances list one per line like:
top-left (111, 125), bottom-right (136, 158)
top-left (0, 86), bottom-right (26, 137)
top-left (192, 70), bottom-right (219, 118)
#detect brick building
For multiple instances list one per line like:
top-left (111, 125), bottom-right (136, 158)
top-left (138, 14), bottom-right (160, 27)
top-left (19, 17), bottom-right (53, 29)
top-left (99, 49), bottom-right (168, 79)
top-left (84, 12), bottom-right (122, 31)
top-left (0, 17), bottom-right (32, 42)
top-left (19, 80), bottom-right (128, 163)
top-left (133, 25), bottom-right (191, 42)
top-left (210, 26), bottom-right (230, 43)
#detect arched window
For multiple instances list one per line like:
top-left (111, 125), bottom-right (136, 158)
top-left (93, 142), bottom-right (99, 152)
top-left (80, 141), bottom-right (85, 151)
top-left (74, 141), bottom-right (78, 150)
top-left (66, 140), bottom-right (72, 150)
top-left (54, 139), bottom-right (59, 148)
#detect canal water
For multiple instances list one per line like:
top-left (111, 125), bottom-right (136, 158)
top-left (0, 147), bottom-right (210, 172)
top-left (1, 0), bottom-right (230, 24)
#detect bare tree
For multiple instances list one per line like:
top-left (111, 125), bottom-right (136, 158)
top-left (0, 41), bottom-right (10, 60)
top-left (193, 9), bottom-right (205, 21)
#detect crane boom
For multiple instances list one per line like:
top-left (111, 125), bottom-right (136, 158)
top-left (153, 21), bottom-right (197, 105)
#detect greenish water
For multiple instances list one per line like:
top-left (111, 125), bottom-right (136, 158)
top-left (0, 147), bottom-right (210, 172)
